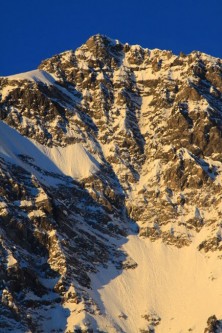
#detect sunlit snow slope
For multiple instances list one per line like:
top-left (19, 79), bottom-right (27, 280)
top-left (89, 235), bottom-right (222, 333)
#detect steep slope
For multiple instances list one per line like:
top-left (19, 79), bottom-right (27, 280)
top-left (1, 34), bottom-right (222, 332)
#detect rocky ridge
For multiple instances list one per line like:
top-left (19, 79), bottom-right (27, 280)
top-left (1, 34), bottom-right (222, 332)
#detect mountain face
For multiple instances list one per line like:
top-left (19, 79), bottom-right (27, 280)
top-left (1, 34), bottom-right (222, 332)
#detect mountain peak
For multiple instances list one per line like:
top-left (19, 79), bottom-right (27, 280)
top-left (85, 33), bottom-right (122, 48)
top-left (1, 36), bottom-right (222, 332)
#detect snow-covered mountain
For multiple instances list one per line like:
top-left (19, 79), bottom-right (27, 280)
top-left (1, 34), bottom-right (222, 332)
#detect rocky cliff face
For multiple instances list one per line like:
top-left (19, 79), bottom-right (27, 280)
top-left (1, 35), bottom-right (222, 332)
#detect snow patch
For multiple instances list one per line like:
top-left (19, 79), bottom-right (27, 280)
top-left (36, 142), bottom-right (100, 180)
top-left (0, 85), bottom-right (16, 101)
top-left (0, 121), bottom-right (100, 184)
top-left (5, 69), bottom-right (56, 86)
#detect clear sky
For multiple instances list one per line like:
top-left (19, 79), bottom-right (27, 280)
top-left (1, 0), bottom-right (222, 76)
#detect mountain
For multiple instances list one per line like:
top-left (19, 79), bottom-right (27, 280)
top-left (1, 34), bottom-right (222, 333)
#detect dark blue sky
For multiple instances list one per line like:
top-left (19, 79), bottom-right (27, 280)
top-left (1, 0), bottom-right (221, 76)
